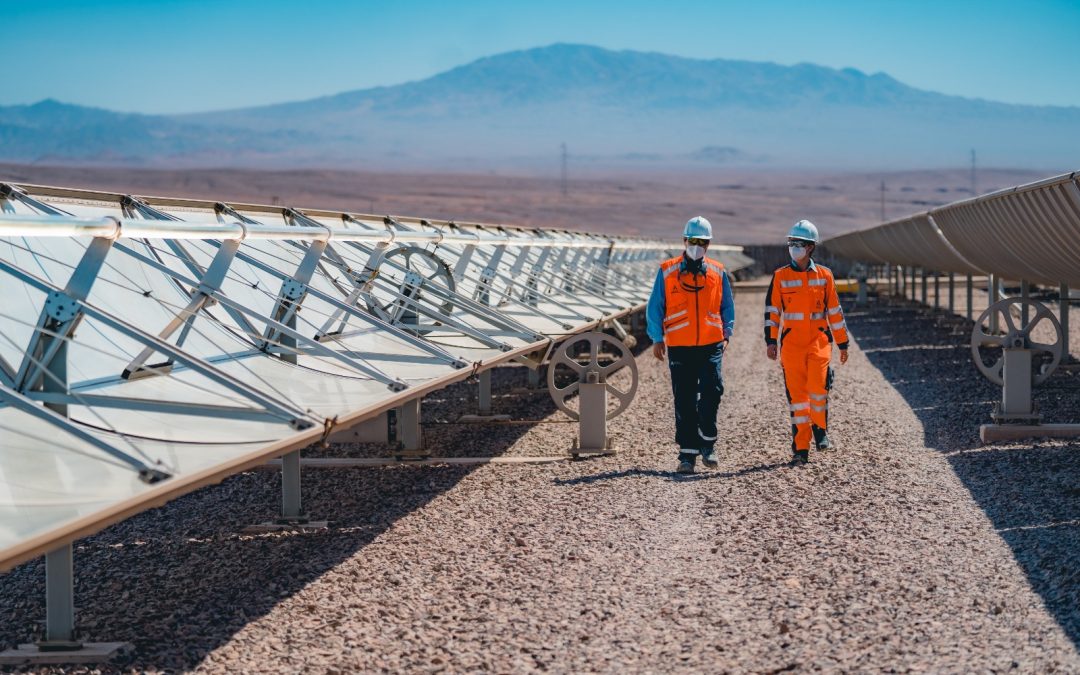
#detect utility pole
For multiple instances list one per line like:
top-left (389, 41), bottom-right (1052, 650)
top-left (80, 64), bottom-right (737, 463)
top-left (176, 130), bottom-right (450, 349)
top-left (970, 149), bottom-right (977, 196)
top-left (560, 142), bottom-right (568, 198)
top-left (880, 180), bottom-right (886, 222)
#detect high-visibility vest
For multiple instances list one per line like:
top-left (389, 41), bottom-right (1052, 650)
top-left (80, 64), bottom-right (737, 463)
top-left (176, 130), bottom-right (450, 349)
top-left (764, 262), bottom-right (849, 348)
top-left (660, 255), bottom-right (727, 347)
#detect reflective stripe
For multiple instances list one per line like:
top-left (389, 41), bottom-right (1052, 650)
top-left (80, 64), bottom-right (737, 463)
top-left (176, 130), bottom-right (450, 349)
top-left (704, 319), bottom-right (725, 329)
top-left (764, 320), bottom-right (778, 328)
top-left (810, 403), bottom-right (828, 412)
top-left (780, 279), bottom-right (803, 288)
top-left (705, 262), bottom-right (723, 274)
top-left (828, 306), bottom-right (843, 316)
top-left (707, 311), bottom-right (722, 319)
top-left (790, 402), bottom-right (810, 411)
top-left (792, 415), bottom-right (810, 425)
top-left (808, 278), bottom-right (827, 286)
top-left (810, 312), bottom-right (826, 320)
top-left (663, 265), bottom-right (680, 278)
top-left (698, 429), bottom-right (717, 441)
top-left (680, 448), bottom-right (700, 455)
top-left (809, 392), bottom-right (828, 401)
top-left (783, 312), bottom-right (804, 320)
top-left (665, 309), bottom-right (688, 321)
top-left (665, 320), bottom-right (690, 333)
top-left (765, 305), bottom-right (779, 314)
top-left (830, 320), bottom-right (846, 330)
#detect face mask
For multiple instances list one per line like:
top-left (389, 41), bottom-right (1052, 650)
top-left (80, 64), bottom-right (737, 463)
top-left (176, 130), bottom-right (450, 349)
top-left (788, 245), bottom-right (807, 261)
top-left (686, 244), bottom-right (706, 261)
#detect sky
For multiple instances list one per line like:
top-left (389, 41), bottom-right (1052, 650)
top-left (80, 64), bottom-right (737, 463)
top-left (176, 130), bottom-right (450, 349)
top-left (3, 0), bottom-right (1079, 114)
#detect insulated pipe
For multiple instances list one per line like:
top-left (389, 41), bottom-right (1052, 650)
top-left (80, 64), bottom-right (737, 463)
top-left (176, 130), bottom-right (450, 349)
top-left (0, 213), bottom-right (672, 251)
top-left (1061, 283), bottom-right (1071, 359)
top-left (972, 274), bottom-right (980, 321)
top-left (1021, 279), bottom-right (1030, 326)
top-left (989, 274), bottom-right (1000, 333)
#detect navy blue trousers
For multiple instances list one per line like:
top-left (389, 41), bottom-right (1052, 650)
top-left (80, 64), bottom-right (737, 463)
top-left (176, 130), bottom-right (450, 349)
top-left (667, 341), bottom-right (725, 454)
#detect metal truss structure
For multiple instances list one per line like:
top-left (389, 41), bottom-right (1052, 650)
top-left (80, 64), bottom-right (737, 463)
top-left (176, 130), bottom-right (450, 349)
top-left (824, 171), bottom-right (1079, 442)
top-left (0, 182), bottom-right (753, 656)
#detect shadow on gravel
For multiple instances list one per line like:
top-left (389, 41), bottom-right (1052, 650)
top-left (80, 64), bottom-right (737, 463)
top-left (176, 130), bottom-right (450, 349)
top-left (844, 292), bottom-right (1080, 649)
top-left (0, 324), bottom-right (652, 672)
top-left (554, 462), bottom-right (790, 486)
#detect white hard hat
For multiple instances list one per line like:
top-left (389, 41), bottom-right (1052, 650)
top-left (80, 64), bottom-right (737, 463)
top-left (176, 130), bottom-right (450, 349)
top-left (787, 219), bottom-right (819, 243)
top-left (683, 216), bottom-right (713, 239)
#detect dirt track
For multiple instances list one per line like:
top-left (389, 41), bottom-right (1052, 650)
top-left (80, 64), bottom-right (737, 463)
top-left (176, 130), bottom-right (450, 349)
top-left (1, 290), bottom-right (1078, 672)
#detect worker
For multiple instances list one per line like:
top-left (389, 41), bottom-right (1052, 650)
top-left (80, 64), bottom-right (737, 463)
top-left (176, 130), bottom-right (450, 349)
top-left (763, 220), bottom-right (849, 465)
top-left (646, 216), bottom-right (735, 474)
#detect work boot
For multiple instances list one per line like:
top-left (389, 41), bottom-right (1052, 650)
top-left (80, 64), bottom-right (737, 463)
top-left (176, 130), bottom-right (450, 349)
top-left (677, 451), bottom-right (697, 474)
top-left (701, 449), bottom-right (719, 468)
top-left (790, 449), bottom-right (810, 466)
top-left (812, 426), bottom-right (832, 451)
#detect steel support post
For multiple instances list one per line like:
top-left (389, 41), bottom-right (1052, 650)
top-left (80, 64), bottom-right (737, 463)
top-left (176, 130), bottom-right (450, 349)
top-left (934, 272), bottom-right (940, 310)
top-left (281, 450), bottom-right (303, 520)
top-left (577, 373), bottom-right (608, 452)
top-left (527, 366), bottom-right (541, 389)
top-left (948, 273), bottom-right (955, 313)
top-left (478, 368), bottom-right (493, 415)
top-left (989, 274), bottom-right (1000, 333)
top-left (399, 397), bottom-right (422, 451)
top-left (972, 274), bottom-right (980, 321)
top-left (1061, 283), bottom-right (1071, 359)
top-left (1002, 349), bottom-right (1034, 417)
top-left (45, 544), bottom-right (76, 644)
top-left (921, 268), bottom-right (928, 305)
top-left (911, 266), bottom-right (917, 301)
top-left (1021, 279), bottom-right (1030, 326)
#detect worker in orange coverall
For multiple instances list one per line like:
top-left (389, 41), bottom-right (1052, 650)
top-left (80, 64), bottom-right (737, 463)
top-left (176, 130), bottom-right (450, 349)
top-left (764, 220), bottom-right (849, 465)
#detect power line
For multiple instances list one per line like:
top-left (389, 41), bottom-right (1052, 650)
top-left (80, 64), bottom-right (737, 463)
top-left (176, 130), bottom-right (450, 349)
top-left (560, 142), bottom-right (568, 198)
top-left (970, 149), bottom-right (977, 196)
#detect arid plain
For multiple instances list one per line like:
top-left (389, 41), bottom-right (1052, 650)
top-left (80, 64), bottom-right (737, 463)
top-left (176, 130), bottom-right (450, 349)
top-left (0, 163), bottom-right (1046, 244)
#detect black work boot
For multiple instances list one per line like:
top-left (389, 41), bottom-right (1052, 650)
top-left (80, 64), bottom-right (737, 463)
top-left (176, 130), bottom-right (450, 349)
top-left (701, 448), bottom-right (719, 468)
top-left (812, 425), bottom-right (832, 451)
top-left (790, 449), bottom-right (810, 465)
top-left (677, 451), bottom-right (697, 474)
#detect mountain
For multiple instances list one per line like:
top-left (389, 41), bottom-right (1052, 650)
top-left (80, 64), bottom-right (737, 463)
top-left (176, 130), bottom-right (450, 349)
top-left (2, 44), bottom-right (1077, 169)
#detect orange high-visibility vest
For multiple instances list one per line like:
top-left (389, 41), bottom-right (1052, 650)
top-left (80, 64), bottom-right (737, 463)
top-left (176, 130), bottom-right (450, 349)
top-left (764, 261), bottom-right (849, 348)
top-left (660, 255), bottom-right (727, 347)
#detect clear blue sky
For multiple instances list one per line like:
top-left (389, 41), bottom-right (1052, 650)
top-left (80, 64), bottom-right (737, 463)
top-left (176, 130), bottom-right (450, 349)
top-left (3, 0), bottom-right (1079, 114)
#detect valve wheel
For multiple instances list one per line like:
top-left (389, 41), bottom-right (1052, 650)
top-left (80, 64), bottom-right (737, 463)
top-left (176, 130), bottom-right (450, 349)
top-left (971, 297), bottom-right (1063, 386)
top-left (547, 331), bottom-right (638, 421)
top-left (364, 246), bottom-right (455, 334)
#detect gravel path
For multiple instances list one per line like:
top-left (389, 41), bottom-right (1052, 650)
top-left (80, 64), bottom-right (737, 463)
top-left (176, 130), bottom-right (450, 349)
top-left (2, 290), bottom-right (1078, 673)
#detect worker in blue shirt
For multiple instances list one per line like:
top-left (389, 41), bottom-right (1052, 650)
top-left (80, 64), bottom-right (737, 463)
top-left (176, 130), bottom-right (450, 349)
top-left (646, 217), bottom-right (736, 474)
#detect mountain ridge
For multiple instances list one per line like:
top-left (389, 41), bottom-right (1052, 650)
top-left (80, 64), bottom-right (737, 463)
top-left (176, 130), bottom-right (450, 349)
top-left (2, 44), bottom-right (1077, 169)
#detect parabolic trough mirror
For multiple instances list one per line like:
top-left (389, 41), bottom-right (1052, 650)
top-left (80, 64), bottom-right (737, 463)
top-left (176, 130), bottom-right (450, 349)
top-left (0, 182), bottom-right (753, 659)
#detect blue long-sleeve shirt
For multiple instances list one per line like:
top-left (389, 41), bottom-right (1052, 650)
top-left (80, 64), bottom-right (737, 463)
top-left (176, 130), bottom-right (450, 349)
top-left (646, 257), bottom-right (735, 344)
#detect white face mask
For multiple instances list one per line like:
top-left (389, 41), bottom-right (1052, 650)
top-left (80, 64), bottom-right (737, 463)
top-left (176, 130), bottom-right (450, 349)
top-left (788, 244), bottom-right (808, 261)
top-left (686, 244), bottom-right (706, 261)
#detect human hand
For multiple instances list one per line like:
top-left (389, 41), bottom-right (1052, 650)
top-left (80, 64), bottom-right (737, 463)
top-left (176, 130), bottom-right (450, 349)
top-left (766, 344), bottom-right (777, 361)
top-left (652, 342), bottom-right (667, 360)
top-left (839, 348), bottom-right (849, 365)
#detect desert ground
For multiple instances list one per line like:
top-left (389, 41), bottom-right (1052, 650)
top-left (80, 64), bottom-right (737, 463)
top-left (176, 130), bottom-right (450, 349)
top-left (0, 163), bottom-right (1047, 243)
top-left (1, 287), bottom-right (1078, 672)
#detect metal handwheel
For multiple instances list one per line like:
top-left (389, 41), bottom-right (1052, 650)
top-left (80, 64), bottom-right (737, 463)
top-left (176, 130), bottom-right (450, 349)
top-left (547, 331), bottom-right (638, 421)
top-left (971, 297), bottom-right (1063, 386)
top-left (364, 246), bottom-right (455, 334)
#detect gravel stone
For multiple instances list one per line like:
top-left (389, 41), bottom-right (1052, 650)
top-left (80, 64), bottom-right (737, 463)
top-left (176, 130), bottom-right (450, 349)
top-left (0, 289), bottom-right (1077, 673)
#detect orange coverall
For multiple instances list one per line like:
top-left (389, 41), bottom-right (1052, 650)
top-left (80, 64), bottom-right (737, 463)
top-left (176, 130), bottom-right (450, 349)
top-left (764, 260), bottom-right (849, 451)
